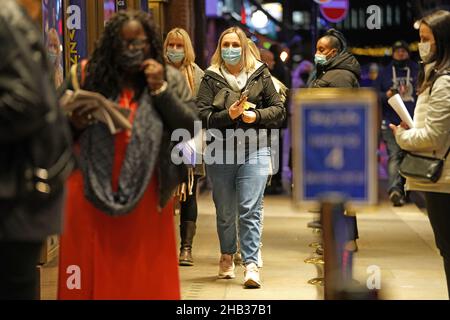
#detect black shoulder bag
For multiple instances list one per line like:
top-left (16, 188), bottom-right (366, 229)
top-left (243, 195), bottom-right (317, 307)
top-left (398, 71), bottom-right (450, 183)
top-left (399, 147), bottom-right (449, 183)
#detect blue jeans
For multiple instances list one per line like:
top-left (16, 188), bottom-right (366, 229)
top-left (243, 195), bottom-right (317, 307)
top-left (207, 147), bottom-right (270, 265)
top-left (381, 121), bottom-right (406, 195)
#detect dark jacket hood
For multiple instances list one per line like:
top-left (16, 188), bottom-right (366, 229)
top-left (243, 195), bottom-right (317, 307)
top-left (322, 51), bottom-right (361, 79)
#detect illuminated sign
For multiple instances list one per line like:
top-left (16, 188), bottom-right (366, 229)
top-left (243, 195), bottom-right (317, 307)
top-left (320, 0), bottom-right (349, 23)
top-left (66, 0), bottom-right (87, 66)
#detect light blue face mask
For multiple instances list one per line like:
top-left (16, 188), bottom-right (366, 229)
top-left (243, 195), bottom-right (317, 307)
top-left (221, 47), bottom-right (242, 66)
top-left (48, 51), bottom-right (58, 65)
top-left (167, 48), bottom-right (185, 64)
top-left (314, 54), bottom-right (327, 65)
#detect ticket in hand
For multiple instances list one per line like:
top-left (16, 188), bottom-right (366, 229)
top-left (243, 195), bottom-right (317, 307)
top-left (243, 101), bottom-right (256, 110)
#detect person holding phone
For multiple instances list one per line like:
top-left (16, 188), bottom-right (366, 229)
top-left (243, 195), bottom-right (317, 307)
top-left (197, 27), bottom-right (285, 288)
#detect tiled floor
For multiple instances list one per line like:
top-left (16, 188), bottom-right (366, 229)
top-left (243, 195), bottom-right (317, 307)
top-left (40, 192), bottom-right (448, 300)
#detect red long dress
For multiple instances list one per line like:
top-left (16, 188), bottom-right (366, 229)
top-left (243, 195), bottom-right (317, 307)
top-left (58, 90), bottom-right (180, 300)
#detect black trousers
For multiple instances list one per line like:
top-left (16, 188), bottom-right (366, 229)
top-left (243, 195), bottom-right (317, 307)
top-left (180, 175), bottom-right (199, 223)
top-left (0, 241), bottom-right (42, 300)
top-left (424, 192), bottom-right (450, 299)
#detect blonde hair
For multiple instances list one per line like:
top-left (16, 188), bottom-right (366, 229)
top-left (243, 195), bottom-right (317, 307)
top-left (211, 27), bottom-right (255, 71)
top-left (247, 39), bottom-right (261, 60)
top-left (47, 28), bottom-right (63, 87)
top-left (47, 28), bottom-right (61, 56)
top-left (163, 28), bottom-right (196, 67)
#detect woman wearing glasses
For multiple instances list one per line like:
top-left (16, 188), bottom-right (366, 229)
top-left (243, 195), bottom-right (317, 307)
top-left (57, 11), bottom-right (198, 299)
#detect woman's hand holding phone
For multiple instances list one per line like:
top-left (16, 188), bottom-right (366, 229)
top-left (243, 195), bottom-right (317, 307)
top-left (228, 96), bottom-right (247, 120)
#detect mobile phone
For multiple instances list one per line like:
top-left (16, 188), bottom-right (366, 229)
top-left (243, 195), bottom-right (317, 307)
top-left (238, 89), bottom-right (249, 104)
top-left (240, 89), bottom-right (249, 99)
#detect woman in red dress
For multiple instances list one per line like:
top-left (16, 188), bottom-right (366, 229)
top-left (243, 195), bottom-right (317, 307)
top-left (57, 11), bottom-right (198, 300)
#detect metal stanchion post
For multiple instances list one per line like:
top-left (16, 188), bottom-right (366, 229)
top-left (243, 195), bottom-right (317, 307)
top-left (321, 193), bottom-right (378, 300)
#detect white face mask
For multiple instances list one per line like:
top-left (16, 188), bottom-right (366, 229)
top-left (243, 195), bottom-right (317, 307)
top-left (418, 41), bottom-right (435, 63)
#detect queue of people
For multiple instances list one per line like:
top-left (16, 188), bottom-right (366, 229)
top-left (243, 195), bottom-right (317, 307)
top-left (0, 0), bottom-right (449, 299)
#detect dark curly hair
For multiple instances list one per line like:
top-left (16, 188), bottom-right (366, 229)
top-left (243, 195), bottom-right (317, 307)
top-left (84, 10), bottom-right (164, 99)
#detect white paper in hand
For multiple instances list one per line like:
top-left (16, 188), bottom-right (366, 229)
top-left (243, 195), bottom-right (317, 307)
top-left (388, 93), bottom-right (414, 128)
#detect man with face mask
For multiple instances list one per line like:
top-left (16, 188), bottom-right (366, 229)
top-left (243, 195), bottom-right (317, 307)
top-left (308, 28), bottom-right (361, 88)
top-left (375, 41), bottom-right (419, 206)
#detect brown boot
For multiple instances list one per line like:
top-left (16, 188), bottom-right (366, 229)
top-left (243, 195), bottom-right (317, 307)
top-left (179, 221), bottom-right (196, 266)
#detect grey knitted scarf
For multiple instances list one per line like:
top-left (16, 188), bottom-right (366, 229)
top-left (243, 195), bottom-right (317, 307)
top-left (79, 92), bottom-right (163, 216)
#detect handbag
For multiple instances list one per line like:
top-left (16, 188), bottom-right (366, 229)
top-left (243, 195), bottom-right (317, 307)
top-left (399, 147), bottom-right (450, 183)
top-left (398, 71), bottom-right (450, 183)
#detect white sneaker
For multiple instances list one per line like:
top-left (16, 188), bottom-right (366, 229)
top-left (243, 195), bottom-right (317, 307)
top-left (244, 263), bottom-right (261, 288)
top-left (218, 254), bottom-right (235, 279)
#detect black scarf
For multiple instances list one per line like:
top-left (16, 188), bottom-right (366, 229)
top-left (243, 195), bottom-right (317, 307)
top-left (79, 91), bottom-right (163, 216)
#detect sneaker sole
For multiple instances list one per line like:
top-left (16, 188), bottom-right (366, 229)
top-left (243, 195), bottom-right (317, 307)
top-left (218, 273), bottom-right (235, 279)
top-left (244, 279), bottom-right (261, 288)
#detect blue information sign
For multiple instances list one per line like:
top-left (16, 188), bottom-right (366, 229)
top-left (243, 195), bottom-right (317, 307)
top-left (292, 89), bottom-right (378, 206)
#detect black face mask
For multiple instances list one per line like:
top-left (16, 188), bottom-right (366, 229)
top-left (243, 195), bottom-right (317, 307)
top-left (117, 49), bottom-right (145, 73)
top-left (393, 59), bottom-right (408, 69)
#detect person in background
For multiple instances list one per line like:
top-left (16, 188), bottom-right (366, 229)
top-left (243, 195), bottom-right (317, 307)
top-left (164, 27), bottom-right (204, 267)
top-left (269, 44), bottom-right (291, 88)
top-left (0, 0), bottom-right (72, 300)
top-left (360, 62), bottom-right (379, 88)
top-left (375, 41), bottom-right (419, 206)
top-left (57, 11), bottom-right (198, 299)
top-left (259, 48), bottom-right (275, 71)
top-left (308, 28), bottom-right (360, 251)
top-left (308, 28), bottom-right (360, 88)
top-left (288, 58), bottom-right (314, 193)
top-left (391, 10), bottom-right (450, 298)
top-left (197, 27), bottom-right (285, 288)
top-left (260, 47), bottom-right (287, 195)
top-left (291, 58), bottom-right (314, 89)
top-left (47, 28), bottom-right (64, 88)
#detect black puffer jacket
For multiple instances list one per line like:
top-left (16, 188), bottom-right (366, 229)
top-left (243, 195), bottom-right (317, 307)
top-left (197, 62), bottom-right (285, 154)
top-left (309, 52), bottom-right (361, 88)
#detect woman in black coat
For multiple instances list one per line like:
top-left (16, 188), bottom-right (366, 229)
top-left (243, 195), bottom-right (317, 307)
top-left (197, 27), bottom-right (285, 288)
top-left (308, 29), bottom-right (361, 88)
